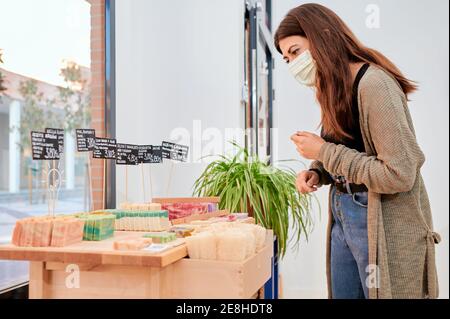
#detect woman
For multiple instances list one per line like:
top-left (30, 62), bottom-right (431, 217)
top-left (274, 3), bottom-right (440, 299)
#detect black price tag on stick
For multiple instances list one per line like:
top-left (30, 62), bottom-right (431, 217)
top-left (139, 146), bottom-right (162, 164)
top-left (31, 131), bottom-right (60, 160)
top-left (161, 141), bottom-right (174, 160)
top-left (45, 128), bottom-right (64, 154)
top-left (93, 138), bottom-right (117, 159)
top-left (162, 141), bottom-right (189, 162)
top-left (150, 145), bottom-right (163, 163)
top-left (172, 144), bottom-right (189, 162)
top-left (116, 144), bottom-right (139, 165)
top-left (138, 145), bottom-right (153, 164)
top-left (76, 129), bottom-right (96, 152)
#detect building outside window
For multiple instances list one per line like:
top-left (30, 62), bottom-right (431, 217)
top-left (0, 0), bottom-right (105, 293)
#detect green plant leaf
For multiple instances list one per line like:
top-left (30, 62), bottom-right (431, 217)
top-left (192, 142), bottom-right (318, 257)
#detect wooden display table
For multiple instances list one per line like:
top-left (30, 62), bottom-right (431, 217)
top-left (0, 231), bottom-right (273, 299)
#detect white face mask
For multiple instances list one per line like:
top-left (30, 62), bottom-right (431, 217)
top-left (288, 49), bottom-right (317, 87)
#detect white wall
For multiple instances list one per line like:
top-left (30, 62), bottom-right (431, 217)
top-left (115, 0), bottom-right (245, 202)
top-left (273, 0), bottom-right (449, 298)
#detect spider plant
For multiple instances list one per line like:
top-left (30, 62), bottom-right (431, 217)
top-left (193, 142), bottom-right (317, 257)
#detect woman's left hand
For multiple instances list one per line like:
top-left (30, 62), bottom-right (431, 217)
top-left (290, 131), bottom-right (326, 160)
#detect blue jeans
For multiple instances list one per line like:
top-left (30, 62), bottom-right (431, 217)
top-left (330, 185), bottom-right (369, 299)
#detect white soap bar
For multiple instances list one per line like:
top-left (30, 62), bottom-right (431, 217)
top-left (186, 231), bottom-right (216, 260)
top-left (216, 229), bottom-right (247, 261)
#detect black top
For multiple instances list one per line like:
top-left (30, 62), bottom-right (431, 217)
top-left (321, 63), bottom-right (370, 152)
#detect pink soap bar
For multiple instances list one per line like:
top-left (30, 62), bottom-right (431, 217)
top-left (162, 203), bottom-right (210, 220)
top-left (11, 216), bottom-right (84, 247)
top-left (51, 218), bottom-right (85, 247)
top-left (32, 218), bottom-right (53, 247)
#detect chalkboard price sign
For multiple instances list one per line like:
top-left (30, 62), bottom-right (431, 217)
top-left (138, 145), bottom-right (163, 164)
top-left (116, 144), bottom-right (139, 165)
top-left (161, 141), bottom-right (174, 159)
top-left (93, 138), bottom-right (117, 159)
top-left (45, 128), bottom-right (64, 154)
top-left (150, 145), bottom-right (163, 163)
top-left (31, 131), bottom-right (60, 160)
top-left (172, 143), bottom-right (189, 162)
top-left (76, 129), bottom-right (96, 152)
top-left (162, 141), bottom-right (189, 162)
top-left (138, 145), bottom-right (152, 164)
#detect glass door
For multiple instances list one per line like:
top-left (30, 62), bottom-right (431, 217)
top-left (0, 0), bottom-right (94, 293)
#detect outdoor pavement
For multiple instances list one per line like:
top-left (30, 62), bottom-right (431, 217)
top-left (0, 196), bottom-right (85, 292)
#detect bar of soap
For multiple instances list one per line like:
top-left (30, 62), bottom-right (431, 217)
top-left (143, 232), bottom-right (176, 243)
top-left (11, 216), bottom-right (84, 247)
top-left (253, 225), bottom-right (267, 251)
top-left (183, 219), bottom-right (267, 261)
top-left (119, 203), bottom-right (162, 211)
top-left (12, 217), bottom-right (52, 247)
top-left (111, 210), bottom-right (170, 232)
top-left (207, 203), bottom-right (218, 212)
top-left (185, 231), bottom-right (217, 260)
top-left (169, 226), bottom-right (195, 238)
top-left (216, 229), bottom-right (248, 261)
top-left (161, 203), bottom-right (210, 220)
top-left (118, 202), bottom-right (131, 210)
top-left (51, 217), bottom-right (85, 247)
top-left (208, 222), bottom-right (233, 233)
top-left (77, 213), bottom-right (116, 241)
top-left (233, 223), bottom-right (266, 252)
top-left (31, 217), bottom-right (53, 247)
top-left (113, 237), bottom-right (153, 251)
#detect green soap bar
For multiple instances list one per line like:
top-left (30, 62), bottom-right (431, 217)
top-left (111, 210), bottom-right (168, 219)
top-left (82, 222), bottom-right (89, 240)
top-left (143, 232), bottom-right (176, 243)
top-left (77, 214), bottom-right (115, 241)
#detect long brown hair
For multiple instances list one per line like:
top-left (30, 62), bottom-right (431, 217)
top-left (274, 3), bottom-right (417, 140)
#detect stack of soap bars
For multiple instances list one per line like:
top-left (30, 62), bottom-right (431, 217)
top-left (100, 209), bottom-right (171, 232)
top-left (161, 202), bottom-right (218, 220)
top-left (143, 232), bottom-right (177, 243)
top-left (51, 217), bottom-right (86, 246)
top-left (74, 213), bottom-right (116, 241)
top-left (185, 222), bottom-right (267, 262)
top-left (11, 216), bottom-right (85, 247)
top-left (119, 202), bottom-right (162, 211)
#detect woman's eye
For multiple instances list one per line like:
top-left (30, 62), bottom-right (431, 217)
top-left (293, 49), bottom-right (300, 56)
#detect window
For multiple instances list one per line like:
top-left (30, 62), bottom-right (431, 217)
top-left (0, 0), bottom-right (100, 292)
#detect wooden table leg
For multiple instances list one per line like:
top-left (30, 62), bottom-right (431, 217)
top-left (143, 265), bottom-right (174, 298)
top-left (29, 261), bottom-right (48, 299)
top-left (144, 266), bottom-right (164, 298)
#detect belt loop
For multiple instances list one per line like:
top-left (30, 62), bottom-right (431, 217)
top-left (345, 180), bottom-right (352, 194)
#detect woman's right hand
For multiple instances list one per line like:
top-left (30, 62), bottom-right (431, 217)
top-left (296, 170), bottom-right (320, 194)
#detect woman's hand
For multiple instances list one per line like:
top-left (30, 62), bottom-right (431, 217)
top-left (290, 131), bottom-right (326, 160)
top-left (296, 170), bottom-right (320, 193)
